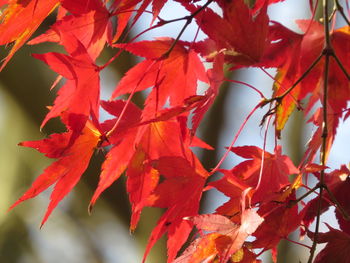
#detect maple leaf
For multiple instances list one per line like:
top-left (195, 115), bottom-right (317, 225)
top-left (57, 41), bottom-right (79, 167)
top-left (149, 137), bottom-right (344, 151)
top-left (0, 0), bottom-right (59, 70)
top-left (308, 224), bottom-right (350, 263)
top-left (173, 232), bottom-right (221, 263)
top-left (302, 165), bottom-right (350, 235)
top-left (88, 99), bottom-right (209, 263)
top-left (33, 31), bottom-right (100, 137)
top-left (209, 146), bottom-right (298, 220)
top-left (252, 193), bottom-right (304, 261)
top-left (261, 21), bottom-right (350, 158)
top-left (10, 119), bottom-right (100, 226)
top-left (257, 21), bottom-right (320, 136)
top-left (176, 189), bottom-right (263, 263)
top-left (191, 0), bottom-right (269, 66)
top-left (258, 21), bottom-right (304, 136)
top-left (25, 0), bottom-right (150, 65)
top-left (109, 0), bottom-right (139, 42)
top-left (28, 0), bottom-right (121, 60)
top-left (209, 171), bottom-right (249, 217)
top-left (112, 39), bottom-right (208, 115)
top-left (191, 53), bottom-right (225, 135)
top-left (142, 156), bottom-right (208, 263)
top-left (59, 0), bottom-right (137, 43)
top-left (89, 99), bottom-right (142, 210)
top-left (224, 145), bottom-right (298, 204)
top-left (89, 98), bottom-right (211, 214)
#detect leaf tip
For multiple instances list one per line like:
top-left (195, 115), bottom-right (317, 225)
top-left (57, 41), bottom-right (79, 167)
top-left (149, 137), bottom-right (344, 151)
top-left (88, 203), bottom-right (94, 215)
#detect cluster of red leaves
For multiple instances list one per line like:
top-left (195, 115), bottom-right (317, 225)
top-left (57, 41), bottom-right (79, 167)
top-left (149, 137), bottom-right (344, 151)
top-left (2, 0), bottom-right (350, 262)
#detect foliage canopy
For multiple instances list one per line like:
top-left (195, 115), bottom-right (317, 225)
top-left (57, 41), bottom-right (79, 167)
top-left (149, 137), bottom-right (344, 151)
top-left (1, 0), bottom-right (350, 262)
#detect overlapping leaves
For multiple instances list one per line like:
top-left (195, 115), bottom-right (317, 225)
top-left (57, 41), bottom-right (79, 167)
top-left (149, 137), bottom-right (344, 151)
top-left (2, 0), bottom-right (350, 262)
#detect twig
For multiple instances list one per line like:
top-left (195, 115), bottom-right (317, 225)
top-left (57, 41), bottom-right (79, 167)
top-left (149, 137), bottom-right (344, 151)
top-left (261, 53), bottom-right (323, 108)
top-left (258, 66), bottom-right (299, 106)
top-left (260, 53), bottom-right (323, 126)
top-left (335, 0), bottom-right (350, 26)
top-left (289, 184), bottom-right (320, 207)
top-left (102, 1), bottom-right (214, 69)
top-left (307, 0), bottom-right (331, 261)
top-left (160, 0), bottom-right (214, 59)
top-left (331, 50), bottom-right (350, 81)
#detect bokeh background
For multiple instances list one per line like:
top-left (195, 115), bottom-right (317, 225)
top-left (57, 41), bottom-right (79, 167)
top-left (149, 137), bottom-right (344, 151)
top-left (1, 0), bottom-right (348, 262)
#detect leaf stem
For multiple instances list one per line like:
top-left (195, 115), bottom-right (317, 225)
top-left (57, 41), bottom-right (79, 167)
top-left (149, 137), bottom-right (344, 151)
top-left (284, 236), bottom-right (312, 249)
top-left (105, 60), bottom-right (157, 138)
top-left (211, 103), bottom-right (261, 174)
top-left (225, 78), bottom-right (266, 98)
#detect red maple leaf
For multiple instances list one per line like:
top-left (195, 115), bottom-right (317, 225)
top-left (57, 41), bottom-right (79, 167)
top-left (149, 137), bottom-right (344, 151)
top-left (252, 193), bottom-right (304, 260)
top-left (302, 165), bottom-right (350, 235)
top-left (86, 99), bottom-right (209, 263)
top-left (33, 31), bottom-right (100, 136)
top-left (28, 0), bottom-right (135, 60)
top-left (308, 224), bottom-right (350, 263)
top-left (259, 20), bottom-right (350, 160)
top-left (191, 0), bottom-right (269, 66)
top-left (28, 0), bottom-right (110, 60)
top-left (89, 100), bottom-right (142, 211)
top-left (223, 145), bottom-right (298, 204)
top-left (209, 171), bottom-right (249, 217)
top-left (143, 156), bottom-right (208, 263)
top-left (112, 39), bottom-right (208, 116)
top-left (10, 119), bottom-right (100, 226)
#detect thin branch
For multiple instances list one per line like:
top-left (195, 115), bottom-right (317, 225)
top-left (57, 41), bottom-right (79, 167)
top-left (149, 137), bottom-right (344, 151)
top-left (160, 0), bottom-right (214, 59)
top-left (258, 67), bottom-right (300, 106)
top-left (331, 50), bottom-right (350, 81)
top-left (261, 53), bottom-right (323, 109)
top-left (335, 0), bottom-right (350, 26)
top-left (289, 184), bottom-right (320, 207)
top-left (102, 1), bottom-right (213, 69)
top-left (308, 0), bottom-right (331, 261)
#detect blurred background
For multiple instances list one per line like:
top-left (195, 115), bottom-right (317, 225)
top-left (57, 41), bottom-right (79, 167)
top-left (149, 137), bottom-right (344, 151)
top-left (1, 0), bottom-right (348, 262)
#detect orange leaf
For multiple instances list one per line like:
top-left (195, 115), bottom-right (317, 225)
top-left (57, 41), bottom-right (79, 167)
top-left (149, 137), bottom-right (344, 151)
top-left (0, 0), bottom-right (59, 70)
